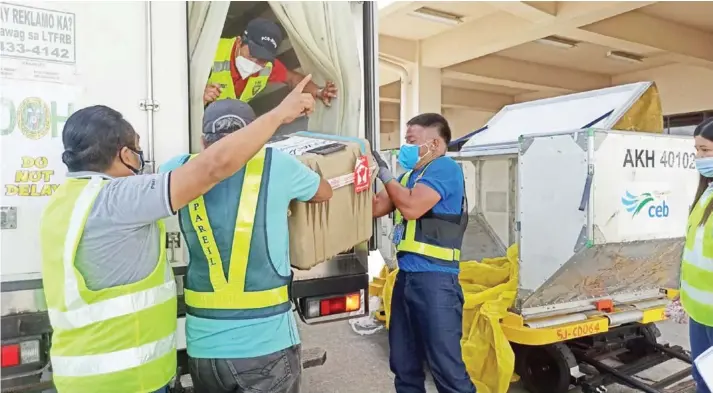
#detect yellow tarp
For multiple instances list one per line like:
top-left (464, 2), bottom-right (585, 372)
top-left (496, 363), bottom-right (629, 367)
top-left (613, 83), bottom-right (664, 133)
top-left (382, 245), bottom-right (519, 393)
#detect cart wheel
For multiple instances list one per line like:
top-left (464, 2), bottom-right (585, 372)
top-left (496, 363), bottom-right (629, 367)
top-left (519, 343), bottom-right (576, 393)
top-left (619, 323), bottom-right (661, 362)
top-left (512, 343), bottom-right (527, 377)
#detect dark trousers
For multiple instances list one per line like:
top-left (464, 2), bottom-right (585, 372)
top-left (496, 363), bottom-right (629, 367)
top-left (691, 318), bottom-right (713, 393)
top-left (389, 271), bottom-right (476, 393)
top-left (188, 345), bottom-right (301, 393)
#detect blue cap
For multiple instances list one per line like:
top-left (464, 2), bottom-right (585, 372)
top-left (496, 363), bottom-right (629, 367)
top-left (202, 99), bottom-right (257, 134)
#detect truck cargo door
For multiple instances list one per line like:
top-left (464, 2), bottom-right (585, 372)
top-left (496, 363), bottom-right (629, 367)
top-left (0, 1), bottom-right (152, 280)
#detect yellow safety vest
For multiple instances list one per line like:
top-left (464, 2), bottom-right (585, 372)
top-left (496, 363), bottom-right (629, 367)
top-left (394, 164), bottom-right (462, 262)
top-left (40, 176), bottom-right (177, 393)
top-left (207, 38), bottom-right (273, 103)
top-left (183, 148), bottom-right (290, 310)
top-left (680, 189), bottom-right (713, 326)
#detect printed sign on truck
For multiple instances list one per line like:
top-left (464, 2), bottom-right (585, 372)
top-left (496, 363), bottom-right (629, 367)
top-left (593, 133), bottom-right (698, 244)
top-left (0, 3), bottom-right (77, 84)
top-left (0, 3), bottom-right (76, 63)
top-left (622, 148), bottom-right (697, 170)
top-left (1, 79), bottom-right (76, 199)
top-left (621, 190), bottom-right (669, 219)
top-left (617, 183), bottom-right (674, 238)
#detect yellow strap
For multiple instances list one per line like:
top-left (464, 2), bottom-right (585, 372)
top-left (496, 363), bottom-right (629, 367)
top-left (397, 240), bottom-right (461, 261)
top-left (210, 38), bottom-right (238, 101)
top-left (398, 210), bottom-right (461, 262)
top-left (184, 286), bottom-right (288, 310)
top-left (394, 162), bottom-right (433, 225)
top-left (186, 155), bottom-right (228, 291)
top-left (394, 162), bottom-right (459, 262)
top-left (228, 148), bottom-right (265, 289)
top-left (184, 149), bottom-right (290, 309)
top-left (686, 191), bottom-right (713, 249)
top-left (239, 63), bottom-right (273, 103)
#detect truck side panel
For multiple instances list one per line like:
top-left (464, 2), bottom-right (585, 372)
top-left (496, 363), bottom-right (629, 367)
top-left (149, 1), bottom-right (191, 352)
top-left (1, 1), bottom-right (150, 281)
top-left (0, 1), bottom-right (159, 387)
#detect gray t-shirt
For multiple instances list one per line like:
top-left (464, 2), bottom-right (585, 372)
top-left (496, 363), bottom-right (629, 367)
top-left (69, 171), bottom-right (174, 290)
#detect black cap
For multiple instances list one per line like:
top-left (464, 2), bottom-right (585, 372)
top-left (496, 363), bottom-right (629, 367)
top-left (242, 18), bottom-right (283, 62)
top-left (203, 99), bottom-right (256, 135)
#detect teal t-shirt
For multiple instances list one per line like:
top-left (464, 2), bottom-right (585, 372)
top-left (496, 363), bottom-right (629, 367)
top-left (160, 148), bottom-right (320, 359)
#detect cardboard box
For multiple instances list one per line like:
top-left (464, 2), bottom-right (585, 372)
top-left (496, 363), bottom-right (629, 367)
top-left (267, 132), bottom-right (375, 270)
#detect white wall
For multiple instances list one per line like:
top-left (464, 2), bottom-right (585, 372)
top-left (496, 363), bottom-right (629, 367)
top-left (443, 108), bottom-right (495, 139)
top-left (379, 108), bottom-right (494, 149)
top-left (613, 64), bottom-right (713, 115)
top-left (380, 121), bottom-right (400, 150)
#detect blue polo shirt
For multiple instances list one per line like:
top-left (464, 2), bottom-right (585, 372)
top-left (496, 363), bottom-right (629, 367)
top-left (160, 148), bottom-right (320, 359)
top-left (397, 156), bottom-right (465, 274)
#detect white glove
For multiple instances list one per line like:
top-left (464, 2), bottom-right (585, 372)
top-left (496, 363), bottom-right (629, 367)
top-left (665, 298), bottom-right (688, 324)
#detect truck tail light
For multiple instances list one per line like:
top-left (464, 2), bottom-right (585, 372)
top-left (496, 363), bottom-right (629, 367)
top-left (1, 345), bottom-right (20, 368)
top-left (1, 340), bottom-right (41, 368)
top-left (305, 292), bottom-right (362, 318)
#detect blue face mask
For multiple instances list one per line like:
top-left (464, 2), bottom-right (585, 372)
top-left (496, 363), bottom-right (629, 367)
top-left (696, 156), bottom-right (713, 178)
top-left (398, 143), bottom-right (423, 170)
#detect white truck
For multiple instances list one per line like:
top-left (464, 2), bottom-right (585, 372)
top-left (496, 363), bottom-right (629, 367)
top-left (0, 1), bottom-right (379, 391)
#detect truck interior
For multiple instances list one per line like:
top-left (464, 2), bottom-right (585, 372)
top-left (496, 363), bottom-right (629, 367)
top-left (219, 2), bottom-right (305, 133)
top-left (181, 0), bottom-right (376, 328)
top-left (186, 1), bottom-right (368, 153)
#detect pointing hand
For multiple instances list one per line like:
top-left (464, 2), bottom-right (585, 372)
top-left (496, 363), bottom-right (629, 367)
top-left (274, 74), bottom-right (316, 124)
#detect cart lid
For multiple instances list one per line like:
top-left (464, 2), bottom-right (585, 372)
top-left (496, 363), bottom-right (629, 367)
top-left (457, 82), bottom-right (658, 157)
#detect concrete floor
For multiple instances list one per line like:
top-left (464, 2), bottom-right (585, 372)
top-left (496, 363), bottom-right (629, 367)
top-left (38, 316), bottom-right (694, 393)
top-left (298, 318), bottom-right (694, 393)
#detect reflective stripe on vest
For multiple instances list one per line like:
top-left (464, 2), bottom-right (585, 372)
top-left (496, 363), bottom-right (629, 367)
top-left (394, 164), bottom-right (461, 262)
top-left (680, 189), bottom-right (713, 326)
top-left (208, 38), bottom-right (273, 103)
top-left (183, 148), bottom-right (290, 309)
top-left (41, 176), bottom-right (177, 391)
top-left (51, 334), bottom-right (175, 377)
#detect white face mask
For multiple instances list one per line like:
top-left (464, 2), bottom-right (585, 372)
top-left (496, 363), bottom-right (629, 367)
top-left (235, 56), bottom-right (263, 80)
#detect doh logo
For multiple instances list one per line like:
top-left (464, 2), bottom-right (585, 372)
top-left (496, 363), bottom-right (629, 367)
top-left (0, 96), bottom-right (74, 139)
top-left (18, 97), bottom-right (51, 140)
top-left (621, 191), bottom-right (669, 218)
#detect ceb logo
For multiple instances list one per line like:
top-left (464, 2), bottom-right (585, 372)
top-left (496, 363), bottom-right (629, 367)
top-left (648, 200), bottom-right (669, 218)
top-left (621, 191), bottom-right (669, 218)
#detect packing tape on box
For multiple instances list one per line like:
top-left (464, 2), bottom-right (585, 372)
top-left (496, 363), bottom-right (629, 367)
top-left (326, 165), bottom-right (378, 190)
top-left (287, 165), bottom-right (376, 217)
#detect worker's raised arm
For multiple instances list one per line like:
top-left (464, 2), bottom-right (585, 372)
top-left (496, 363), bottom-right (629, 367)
top-left (371, 150), bottom-right (440, 220)
top-left (286, 69), bottom-right (337, 107)
top-left (383, 182), bottom-right (440, 220)
top-left (169, 75), bottom-right (316, 211)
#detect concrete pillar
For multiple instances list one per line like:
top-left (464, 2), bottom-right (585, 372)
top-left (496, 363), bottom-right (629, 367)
top-left (413, 65), bottom-right (442, 115)
top-left (399, 71), bottom-right (413, 144)
top-left (389, 41), bottom-right (443, 144)
top-left (399, 64), bottom-right (442, 143)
